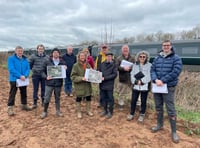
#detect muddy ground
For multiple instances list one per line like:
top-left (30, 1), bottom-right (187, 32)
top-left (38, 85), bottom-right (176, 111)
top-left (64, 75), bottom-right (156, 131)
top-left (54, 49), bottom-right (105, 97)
top-left (0, 66), bottom-right (199, 148)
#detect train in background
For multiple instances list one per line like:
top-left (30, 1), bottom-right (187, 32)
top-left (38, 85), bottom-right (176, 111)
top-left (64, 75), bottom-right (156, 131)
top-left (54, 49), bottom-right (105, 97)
top-left (7, 39), bottom-right (200, 66)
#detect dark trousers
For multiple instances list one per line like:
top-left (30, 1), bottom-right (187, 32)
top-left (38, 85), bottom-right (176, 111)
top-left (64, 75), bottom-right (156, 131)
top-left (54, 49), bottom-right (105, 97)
top-left (43, 86), bottom-right (61, 104)
top-left (153, 86), bottom-right (177, 117)
top-left (130, 89), bottom-right (148, 115)
top-left (8, 82), bottom-right (27, 106)
top-left (32, 75), bottom-right (45, 104)
top-left (64, 76), bottom-right (72, 94)
top-left (76, 96), bottom-right (91, 102)
top-left (100, 89), bottom-right (114, 113)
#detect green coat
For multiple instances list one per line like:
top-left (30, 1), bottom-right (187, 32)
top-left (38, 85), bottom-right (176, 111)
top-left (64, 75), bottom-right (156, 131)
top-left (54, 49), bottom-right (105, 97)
top-left (71, 62), bottom-right (92, 97)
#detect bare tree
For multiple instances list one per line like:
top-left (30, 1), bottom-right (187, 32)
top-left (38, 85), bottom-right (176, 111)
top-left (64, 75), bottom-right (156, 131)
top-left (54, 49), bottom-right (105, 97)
top-left (155, 31), bottom-right (163, 41)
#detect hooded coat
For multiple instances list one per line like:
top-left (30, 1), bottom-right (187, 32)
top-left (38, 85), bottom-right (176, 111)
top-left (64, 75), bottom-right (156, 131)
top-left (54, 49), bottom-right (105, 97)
top-left (151, 47), bottom-right (182, 87)
top-left (71, 60), bottom-right (92, 97)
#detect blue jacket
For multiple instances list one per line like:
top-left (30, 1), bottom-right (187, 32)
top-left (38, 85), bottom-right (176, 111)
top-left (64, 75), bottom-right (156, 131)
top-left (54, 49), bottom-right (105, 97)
top-left (62, 53), bottom-right (76, 77)
top-left (8, 54), bottom-right (30, 82)
top-left (151, 47), bottom-right (182, 87)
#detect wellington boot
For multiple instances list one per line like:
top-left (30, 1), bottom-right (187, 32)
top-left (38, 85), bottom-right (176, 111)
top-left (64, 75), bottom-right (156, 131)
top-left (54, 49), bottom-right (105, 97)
top-left (86, 101), bottom-right (93, 116)
top-left (76, 102), bottom-right (82, 119)
top-left (151, 112), bottom-right (163, 133)
top-left (170, 118), bottom-right (179, 143)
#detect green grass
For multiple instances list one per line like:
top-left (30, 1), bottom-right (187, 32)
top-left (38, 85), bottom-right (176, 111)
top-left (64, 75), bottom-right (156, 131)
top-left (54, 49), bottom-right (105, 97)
top-left (1, 64), bottom-right (7, 69)
top-left (177, 106), bottom-right (200, 124)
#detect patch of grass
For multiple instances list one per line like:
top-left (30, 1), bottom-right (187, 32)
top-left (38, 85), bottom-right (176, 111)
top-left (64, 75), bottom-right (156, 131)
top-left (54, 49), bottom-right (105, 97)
top-left (177, 106), bottom-right (200, 124)
top-left (1, 64), bottom-right (7, 69)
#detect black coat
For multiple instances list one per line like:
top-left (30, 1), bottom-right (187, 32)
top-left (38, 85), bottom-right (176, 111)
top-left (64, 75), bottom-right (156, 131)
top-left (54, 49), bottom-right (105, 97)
top-left (42, 57), bottom-right (66, 87)
top-left (99, 61), bottom-right (117, 90)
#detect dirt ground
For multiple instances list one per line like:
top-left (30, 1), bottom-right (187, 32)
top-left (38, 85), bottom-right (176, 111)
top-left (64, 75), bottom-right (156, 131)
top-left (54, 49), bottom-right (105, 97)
top-left (0, 66), bottom-right (199, 148)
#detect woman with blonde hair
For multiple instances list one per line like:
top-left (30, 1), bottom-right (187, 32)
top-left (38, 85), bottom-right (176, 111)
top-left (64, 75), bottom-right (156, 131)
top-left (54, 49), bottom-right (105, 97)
top-left (71, 51), bottom-right (93, 118)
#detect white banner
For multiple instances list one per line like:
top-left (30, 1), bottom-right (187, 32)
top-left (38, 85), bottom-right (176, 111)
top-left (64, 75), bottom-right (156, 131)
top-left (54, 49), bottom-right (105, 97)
top-left (84, 68), bottom-right (102, 83)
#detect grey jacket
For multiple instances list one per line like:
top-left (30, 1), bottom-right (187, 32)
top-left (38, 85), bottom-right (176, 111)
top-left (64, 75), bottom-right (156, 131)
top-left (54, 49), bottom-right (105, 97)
top-left (29, 52), bottom-right (49, 76)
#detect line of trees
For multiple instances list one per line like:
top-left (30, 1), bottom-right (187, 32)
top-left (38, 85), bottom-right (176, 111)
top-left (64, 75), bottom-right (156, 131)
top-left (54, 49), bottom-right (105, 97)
top-left (78, 25), bottom-right (200, 46)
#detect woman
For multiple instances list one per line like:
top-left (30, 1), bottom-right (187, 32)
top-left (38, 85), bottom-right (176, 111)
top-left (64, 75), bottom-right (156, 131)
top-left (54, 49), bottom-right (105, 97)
top-left (71, 51), bottom-right (93, 119)
top-left (82, 48), bottom-right (95, 69)
top-left (127, 51), bottom-right (151, 122)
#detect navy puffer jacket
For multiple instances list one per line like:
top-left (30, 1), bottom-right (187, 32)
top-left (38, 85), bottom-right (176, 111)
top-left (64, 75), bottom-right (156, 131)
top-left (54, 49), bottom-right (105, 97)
top-left (151, 47), bottom-right (182, 87)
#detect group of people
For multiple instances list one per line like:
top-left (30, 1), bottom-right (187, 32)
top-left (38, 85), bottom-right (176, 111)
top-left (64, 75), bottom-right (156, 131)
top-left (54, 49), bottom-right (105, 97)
top-left (7, 40), bottom-right (182, 143)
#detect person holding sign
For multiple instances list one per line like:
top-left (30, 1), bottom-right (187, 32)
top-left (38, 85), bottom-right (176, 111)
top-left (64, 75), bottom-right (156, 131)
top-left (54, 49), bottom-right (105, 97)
top-left (40, 48), bottom-right (66, 119)
top-left (116, 45), bottom-right (135, 110)
top-left (127, 51), bottom-right (151, 122)
top-left (7, 46), bottom-right (32, 116)
top-left (150, 40), bottom-right (182, 143)
top-left (71, 51), bottom-right (93, 119)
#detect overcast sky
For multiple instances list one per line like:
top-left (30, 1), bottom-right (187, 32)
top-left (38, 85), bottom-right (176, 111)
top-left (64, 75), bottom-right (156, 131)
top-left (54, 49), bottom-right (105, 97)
top-left (0, 0), bottom-right (200, 50)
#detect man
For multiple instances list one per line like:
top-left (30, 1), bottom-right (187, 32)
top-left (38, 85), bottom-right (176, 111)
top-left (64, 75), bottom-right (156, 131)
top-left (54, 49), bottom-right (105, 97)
top-left (95, 44), bottom-right (108, 107)
top-left (95, 44), bottom-right (108, 71)
top-left (40, 48), bottom-right (66, 119)
top-left (7, 46), bottom-right (32, 116)
top-left (29, 44), bottom-right (49, 108)
top-left (116, 45), bottom-right (135, 110)
top-left (62, 46), bottom-right (76, 97)
top-left (99, 52), bottom-right (117, 119)
top-left (151, 40), bottom-right (182, 143)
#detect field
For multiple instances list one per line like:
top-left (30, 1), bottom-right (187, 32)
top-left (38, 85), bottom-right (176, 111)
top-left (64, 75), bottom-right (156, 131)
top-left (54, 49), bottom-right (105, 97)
top-left (0, 65), bottom-right (200, 148)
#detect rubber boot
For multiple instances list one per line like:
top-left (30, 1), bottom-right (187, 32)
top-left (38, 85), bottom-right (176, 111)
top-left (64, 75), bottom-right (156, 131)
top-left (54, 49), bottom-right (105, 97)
top-left (86, 101), bottom-right (93, 116)
top-left (76, 102), bottom-right (82, 119)
top-left (55, 100), bottom-right (63, 117)
top-left (106, 104), bottom-right (113, 119)
top-left (169, 117), bottom-right (179, 143)
top-left (100, 102), bottom-right (107, 117)
top-left (8, 106), bottom-right (14, 116)
top-left (40, 103), bottom-right (49, 119)
top-left (151, 112), bottom-right (163, 133)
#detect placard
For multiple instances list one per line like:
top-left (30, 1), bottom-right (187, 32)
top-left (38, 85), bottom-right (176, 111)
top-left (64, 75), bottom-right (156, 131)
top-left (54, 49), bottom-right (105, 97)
top-left (16, 78), bottom-right (29, 87)
top-left (152, 83), bottom-right (168, 94)
top-left (84, 68), bottom-right (102, 83)
top-left (47, 65), bottom-right (66, 79)
top-left (120, 60), bottom-right (133, 67)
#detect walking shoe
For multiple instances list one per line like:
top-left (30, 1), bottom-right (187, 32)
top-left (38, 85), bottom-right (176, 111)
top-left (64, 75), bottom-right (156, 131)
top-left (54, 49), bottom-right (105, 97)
top-left (40, 112), bottom-right (47, 119)
top-left (21, 104), bottom-right (32, 111)
top-left (100, 111), bottom-right (107, 117)
top-left (7, 106), bottom-right (14, 116)
top-left (56, 111), bottom-right (64, 117)
top-left (127, 114), bottom-right (134, 121)
top-left (138, 114), bottom-right (145, 122)
top-left (69, 93), bottom-right (73, 97)
top-left (106, 112), bottom-right (112, 119)
top-left (32, 104), bottom-right (37, 109)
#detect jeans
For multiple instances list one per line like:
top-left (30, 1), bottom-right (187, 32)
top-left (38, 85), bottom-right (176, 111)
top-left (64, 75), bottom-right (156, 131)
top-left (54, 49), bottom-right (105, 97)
top-left (100, 89), bottom-right (114, 113)
top-left (32, 75), bottom-right (45, 104)
top-left (8, 82), bottom-right (27, 106)
top-left (153, 86), bottom-right (177, 117)
top-left (64, 76), bottom-right (72, 94)
top-left (43, 86), bottom-right (62, 104)
top-left (130, 89), bottom-right (148, 115)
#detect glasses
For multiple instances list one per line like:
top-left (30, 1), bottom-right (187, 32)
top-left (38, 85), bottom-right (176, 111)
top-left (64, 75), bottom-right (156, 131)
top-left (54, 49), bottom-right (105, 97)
top-left (139, 56), bottom-right (146, 59)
